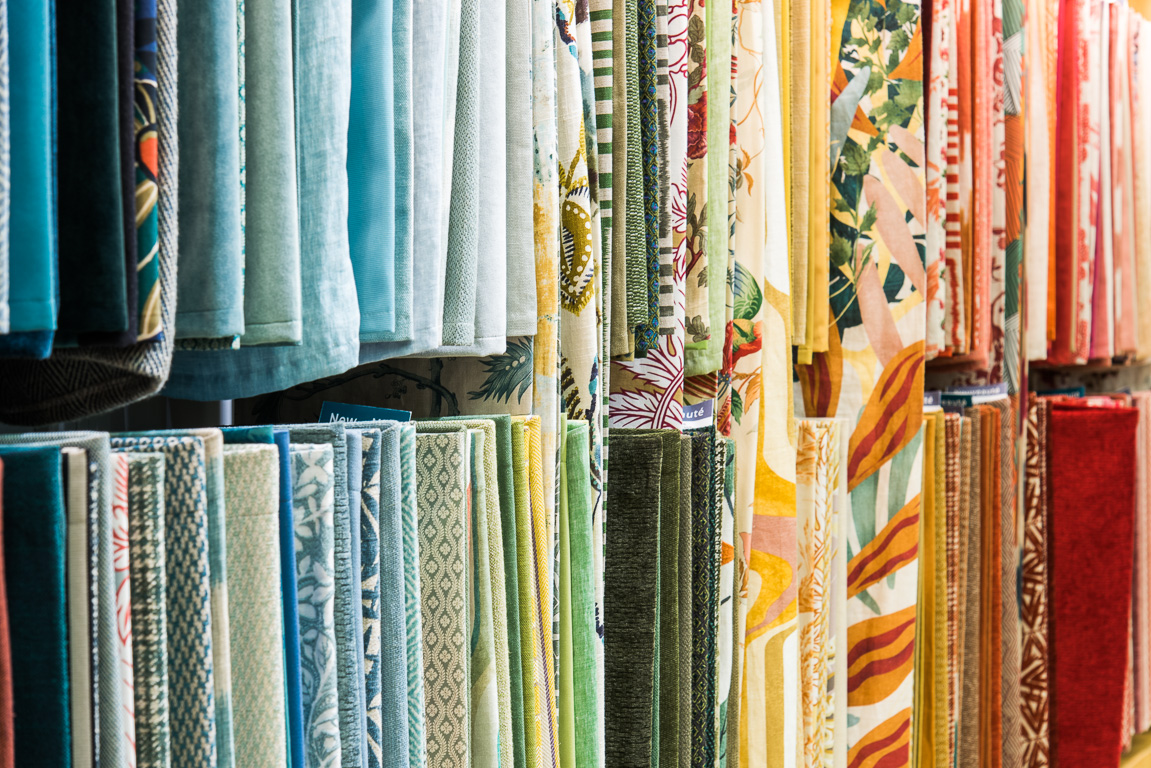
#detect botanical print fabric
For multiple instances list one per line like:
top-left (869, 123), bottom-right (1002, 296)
top-left (1020, 396), bottom-right (1050, 768)
top-left (221, 444), bottom-right (287, 768)
top-left (797, 2), bottom-right (926, 767)
top-left (126, 452), bottom-right (171, 768)
top-left (110, 435), bottom-right (217, 768)
top-left (111, 454), bottom-right (137, 767)
top-left (414, 432), bottom-right (469, 768)
top-left (134, 0), bottom-right (162, 342)
top-left (290, 444), bottom-right (342, 768)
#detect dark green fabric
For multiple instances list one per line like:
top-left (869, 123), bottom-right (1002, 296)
top-left (445, 414), bottom-right (526, 768)
top-left (605, 432), bottom-right (662, 768)
top-left (114, 0), bottom-right (138, 345)
top-left (623, 0), bottom-right (644, 334)
top-left (718, 437), bottom-right (735, 765)
top-left (0, 446), bottom-right (70, 767)
top-left (677, 433), bottom-right (693, 768)
top-left (688, 426), bottom-right (720, 768)
top-left (56, 0), bottom-right (129, 338)
top-left (616, 428), bottom-right (682, 768)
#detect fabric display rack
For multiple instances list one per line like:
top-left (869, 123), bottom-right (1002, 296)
top-left (2, 0), bottom-right (1151, 767)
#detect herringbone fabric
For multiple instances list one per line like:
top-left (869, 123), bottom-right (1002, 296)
top-left (222, 444), bottom-right (286, 768)
top-left (111, 435), bottom-right (216, 768)
top-left (415, 432), bottom-right (469, 768)
top-left (126, 453), bottom-right (170, 768)
top-left (290, 444), bottom-right (341, 768)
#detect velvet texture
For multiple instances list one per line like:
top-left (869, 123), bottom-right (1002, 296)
top-left (0, 447), bottom-right (68, 767)
top-left (1048, 404), bottom-right (1139, 768)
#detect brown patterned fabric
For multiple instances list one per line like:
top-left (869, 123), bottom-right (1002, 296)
top-left (959, 412), bottom-right (981, 768)
top-left (1020, 394), bottom-right (1050, 768)
top-left (989, 397), bottom-right (1021, 768)
top-left (945, 414), bottom-right (963, 757)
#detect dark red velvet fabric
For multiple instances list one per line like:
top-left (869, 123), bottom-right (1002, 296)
top-left (0, 460), bottom-right (11, 768)
top-left (1048, 405), bottom-right (1139, 768)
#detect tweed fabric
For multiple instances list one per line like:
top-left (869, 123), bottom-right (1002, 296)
top-left (1020, 396), bottom-right (1050, 768)
top-left (605, 433), bottom-right (663, 768)
top-left (399, 425), bottom-right (427, 768)
top-left (281, 423), bottom-right (362, 768)
top-left (111, 435), bottom-right (216, 768)
top-left (0, 433), bottom-right (124, 768)
top-left (63, 448), bottom-right (94, 768)
top-left (415, 432), bottom-right (470, 768)
top-left (126, 454), bottom-right (170, 768)
top-left (0, 447), bottom-right (69, 767)
top-left (222, 444), bottom-right (286, 768)
top-left (290, 444), bottom-right (341, 768)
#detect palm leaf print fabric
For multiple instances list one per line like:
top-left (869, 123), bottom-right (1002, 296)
top-left (110, 435), bottom-right (217, 768)
top-left (796, 1), bottom-right (926, 766)
top-left (290, 443), bottom-right (342, 768)
top-left (126, 452), bottom-right (170, 768)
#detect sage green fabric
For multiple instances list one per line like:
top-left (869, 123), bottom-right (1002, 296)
top-left (466, 430), bottom-right (499, 768)
top-left (507, 419), bottom-right (530, 766)
top-left (221, 444), bottom-right (286, 768)
top-left (684, 0), bottom-right (730, 370)
top-left (604, 432), bottom-right (662, 768)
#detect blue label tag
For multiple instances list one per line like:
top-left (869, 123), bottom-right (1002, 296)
top-left (1035, 386), bottom-right (1086, 397)
top-left (940, 393), bottom-right (974, 415)
top-left (947, 381), bottom-right (1008, 399)
top-left (318, 401), bottom-right (412, 423)
top-left (682, 399), bottom-right (714, 429)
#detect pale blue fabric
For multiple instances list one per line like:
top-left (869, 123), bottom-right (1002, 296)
top-left (344, 430), bottom-right (369, 766)
top-left (390, 0), bottom-right (413, 343)
top-left (357, 430), bottom-right (384, 768)
top-left (163, 0), bottom-right (358, 399)
top-left (349, 0), bottom-right (397, 338)
top-left (280, 423), bottom-right (363, 768)
top-left (174, 0), bottom-right (244, 340)
top-left (357, 0), bottom-right (448, 362)
top-left (3, 0), bottom-right (56, 350)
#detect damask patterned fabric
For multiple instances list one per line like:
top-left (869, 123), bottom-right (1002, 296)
top-left (110, 435), bottom-right (216, 768)
top-left (0, 447), bottom-right (68, 767)
top-left (289, 443), bottom-right (341, 768)
top-left (221, 444), bottom-right (286, 768)
top-left (126, 453), bottom-right (170, 768)
top-left (414, 431), bottom-right (469, 768)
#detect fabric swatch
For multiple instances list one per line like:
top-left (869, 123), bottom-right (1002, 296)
top-left (505, 0), bottom-right (536, 336)
top-left (110, 442), bottom-right (136, 768)
top-left (0, 2), bottom-right (8, 335)
top-left (0, 459), bottom-right (10, 768)
top-left (345, 430), bottom-right (369, 765)
top-left (0, 447), bottom-right (68, 767)
top-left (357, 429), bottom-right (384, 768)
top-left (222, 444), bottom-right (287, 768)
top-left (399, 425), bottom-right (427, 768)
top-left (290, 443), bottom-right (342, 768)
top-left (466, 429), bottom-right (500, 768)
top-left (126, 452), bottom-right (170, 768)
top-left (415, 431), bottom-right (470, 768)
top-left (390, 0), bottom-right (414, 343)
top-left (62, 448), bottom-right (95, 767)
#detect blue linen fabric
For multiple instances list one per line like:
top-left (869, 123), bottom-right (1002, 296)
top-left (163, 0), bottom-right (359, 399)
top-left (349, 0), bottom-right (397, 338)
top-left (390, 0), bottom-right (414, 343)
top-left (400, 424), bottom-right (427, 768)
top-left (345, 430), bottom-right (369, 765)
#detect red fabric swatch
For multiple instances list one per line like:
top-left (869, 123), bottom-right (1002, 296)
top-left (0, 459), bottom-right (11, 768)
top-left (1048, 404), bottom-right (1139, 768)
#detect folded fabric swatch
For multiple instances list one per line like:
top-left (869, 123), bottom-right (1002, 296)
top-left (465, 429), bottom-right (500, 768)
top-left (241, 0), bottom-right (302, 346)
top-left (357, 0), bottom-right (450, 359)
top-left (110, 435), bottom-right (216, 767)
top-left (505, 0), bottom-right (536, 337)
top-left (173, 0), bottom-right (242, 341)
top-left (56, 0), bottom-right (129, 341)
top-left (126, 452), bottom-right (170, 768)
top-left (0, 446), bottom-right (68, 767)
top-left (62, 448), bottom-right (95, 767)
top-left (0, 1), bottom-right (8, 336)
top-left (687, 427), bottom-right (719, 768)
top-left (390, 0), bottom-right (414, 344)
top-left (357, 429), bottom-right (385, 768)
top-left (604, 432), bottom-right (663, 768)
top-left (718, 436), bottom-right (736, 758)
top-left (290, 443), bottom-right (342, 768)
top-left (0, 459), bottom-right (10, 768)
top-left (399, 425), bottom-right (427, 768)
top-left (349, 0), bottom-right (398, 338)
top-left (0, 432), bottom-right (123, 767)
top-left (429, 419), bottom-right (514, 768)
top-left (279, 423), bottom-right (362, 768)
top-left (1, 0), bottom-right (56, 356)
top-left (345, 430), bottom-right (369, 765)
top-left (115, 0), bottom-right (137, 347)
top-left (222, 444), bottom-right (287, 768)
top-left (129, 429), bottom-right (233, 768)
top-left (1049, 404), bottom-right (1138, 768)
top-left (163, 0), bottom-right (358, 398)
top-left (110, 454), bottom-right (137, 768)
top-left (133, 0), bottom-right (161, 342)
top-left (676, 433), bottom-right (692, 768)
top-left (272, 430), bottom-right (304, 768)
top-left (415, 431), bottom-right (470, 768)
